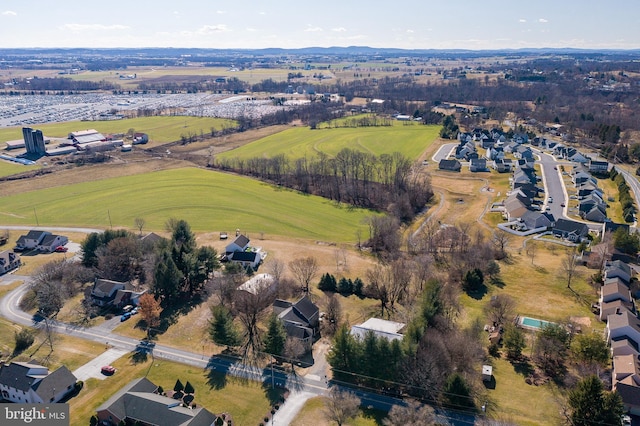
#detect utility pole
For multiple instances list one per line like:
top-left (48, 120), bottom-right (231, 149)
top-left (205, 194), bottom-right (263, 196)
top-left (107, 210), bottom-right (112, 229)
top-left (33, 207), bottom-right (39, 226)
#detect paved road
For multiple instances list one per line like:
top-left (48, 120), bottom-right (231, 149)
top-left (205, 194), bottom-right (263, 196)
top-left (616, 167), bottom-right (640, 228)
top-left (432, 143), bottom-right (458, 163)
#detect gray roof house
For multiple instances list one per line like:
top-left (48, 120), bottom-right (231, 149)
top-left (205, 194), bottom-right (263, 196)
top-left (520, 211), bottom-right (555, 230)
top-left (225, 234), bottom-right (250, 254)
top-left (605, 260), bottom-right (632, 284)
top-left (351, 318), bottom-right (406, 342)
top-left (607, 309), bottom-right (640, 347)
top-left (0, 361), bottom-right (77, 404)
top-left (90, 278), bottom-right (135, 307)
top-left (96, 377), bottom-right (218, 426)
top-left (469, 158), bottom-right (488, 172)
top-left (273, 295), bottom-right (320, 349)
top-left (552, 219), bottom-right (589, 242)
top-left (438, 159), bottom-right (461, 172)
top-left (0, 250), bottom-right (21, 275)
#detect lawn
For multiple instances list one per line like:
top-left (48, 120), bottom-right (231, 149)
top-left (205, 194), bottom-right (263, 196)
top-left (217, 122), bottom-right (441, 162)
top-left (0, 159), bottom-right (40, 178)
top-left (69, 357), bottom-right (283, 426)
top-left (291, 396), bottom-right (386, 426)
top-left (0, 167), bottom-right (376, 242)
top-left (596, 175), bottom-right (625, 223)
top-left (0, 116), bottom-right (236, 147)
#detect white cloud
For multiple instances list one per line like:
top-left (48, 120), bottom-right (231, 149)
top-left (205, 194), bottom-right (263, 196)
top-left (538, 18), bottom-right (548, 23)
top-left (197, 25), bottom-right (230, 34)
top-left (331, 27), bottom-right (347, 32)
top-left (259, 11), bottom-right (266, 15)
top-left (2, 10), bottom-right (17, 16)
top-left (61, 23), bottom-right (129, 32)
top-left (519, 19), bottom-right (526, 23)
top-left (305, 25), bottom-right (323, 32)
top-left (407, 29), bottom-right (414, 33)
top-left (245, 27), bottom-right (257, 32)
top-left (216, 10), bottom-right (225, 14)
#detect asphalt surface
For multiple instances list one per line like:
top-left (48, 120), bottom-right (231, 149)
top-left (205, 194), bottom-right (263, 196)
top-left (432, 143), bottom-right (458, 163)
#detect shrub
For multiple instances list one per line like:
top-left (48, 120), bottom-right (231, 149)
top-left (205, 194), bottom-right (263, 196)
top-left (14, 329), bottom-right (34, 354)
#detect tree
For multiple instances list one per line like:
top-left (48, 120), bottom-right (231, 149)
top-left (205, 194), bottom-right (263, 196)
top-left (483, 294), bottom-right (515, 327)
top-left (96, 236), bottom-right (143, 282)
top-left (534, 323), bottom-right (570, 375)
top-left (570, 332), bottom-right (609, 372)
top-left (323, 294), bottom-right (342, 336)
top-left (492, 232), bottom-right (511, 260)
top-left (567, 375), bottom-right (623, 426)
top-left (526, 242), bottom-right (537, 265)
top-left (383, 400), bottom-right (436, 426)
top-left (502, 324), bottom-right (526, 360)
top-left (13, 329), bottom-right (34, 355)
top-left (184, 381), bottom-right (195, 394)
top-left (263, 314), bottom-right (287, 358)
top-left (324, 388), bottom-right (360, 426)
top-left (561, 248), bottom-right (580, 289)
top-left (289, 256), bottom-right (319, 293)
top-left (153, 250), bottom-right (183, 303)
top-left (442, 373), bottom-right (475, 409)
top-left (173, 379), bottom-right (184, 392)
top-left (462, 268), bottom-right (484, 293)
top-left (209, 305), bottom-right (241, 348)
top-left (134, 217), bottom-right (145, 235)
top-left (137, 293), bottom-right (162, 337)
top-left (318, 273), bottom-right (338, 292)
top-left (234, 284), bottom-right (275, 360)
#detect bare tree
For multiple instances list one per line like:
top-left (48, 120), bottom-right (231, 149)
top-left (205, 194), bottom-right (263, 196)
top-left (383, 400), bottom-right (437, 426)
top-left (561, 247), bottom-right (580, 290)
top-left (483, 294), bottom-right (515, 327)
top-left (233, 285), bottom-right (276, 361)
top-left (284, 337), bottom-right (306, 369)
top-left (265, 258), bottom-right (285, 285)
top-left (492, 232), bottom-right (512, 260)
top-left (288, 256), bottom-right (319, 294)
top-left (134, 217), bottom-right (146, 235)
top-left (324, 388), bottom-right (360, 426)
top-left (323, 294), bottom-right (342, 337)
top-left (526, 241), bottom-right (537, 265)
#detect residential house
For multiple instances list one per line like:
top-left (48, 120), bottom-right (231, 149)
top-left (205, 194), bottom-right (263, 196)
top-left (588, 159), bottom-right (609, 174)
top-left (607, 309), bottom-right (640, 346)
top-left (469, 158), bottom-right (488, 172)
top-left (611, 338), bottom-right (640, 357)
top-left (273, 295), bottom-right (320, 350)
top-left (225, 234), bottom-right (250, 254)
top-left (0, 250), bottom-right (20, 275)
top-left (228, 251), bottom-right (261, 270)
top-left (350, 318), bottom-right (406, 342)
top-left (520, 211), bottom-right (555, 231)
top-left (577, 182), bottom-right (603, 199)
top-left (572, 171), bottom-right (596, 186)
top-left (604, 260), bottom-right (632, 284)
top-left (90, 278), bottom-right (136, 307)
top-left (96, 378), bottom-right (219, 426)
top-left (493, 159), bottom-right (512, 173)
top-left (552, 219), bottom-right (589, 242)
top-left (513, 145), bottom-right (534, 159)
top-left (600, 281), bottom-right (634, 321)
top-left (582, 204), bottom-right (607, 223)
top-left (601, 300), bottom-right (635, 322)
top-left (615, 383), bottom-right (640, 416)
top-left (0, 361), bottom-right (77, 403)
top-left (603, 222), bottom-right (630, 237)
top-left (613, 354), bottom-right (640, 388)
top-left (237, 273), bottom-right (276, 296)
top-left (15, 230), bottom-right (67, 252)
top-left (438, 159), bottom-right (461, 172)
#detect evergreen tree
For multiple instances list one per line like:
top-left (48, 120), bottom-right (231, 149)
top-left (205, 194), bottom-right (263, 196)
top-left (209, 305), bottom-right (241, 348)
top-left (328, 324), bottom-right (359, 381)
top-left (184, 381), bottom-right (195, 394)
top-left (352, 278), bottom-right (364, 296)
top-left (174, 379), bottom-right (184, 392)
top-left (442, 373), bottom-right (474, 409)
top-left (568, 375), bottom-right (624, 426)
top-left (338, 277), bottom-right (353, 294)
top-left (503, 323), bottom-right (526, 360)
top-left (263, 314), bottom-right (287, 358)
top-left (318, 273), bottom-right (337, 292)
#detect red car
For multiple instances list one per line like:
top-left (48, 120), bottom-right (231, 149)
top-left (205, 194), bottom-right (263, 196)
top-left (101, 365), bottom-right (116, 375)
top-left (54, 246), bottom-right (68, 253)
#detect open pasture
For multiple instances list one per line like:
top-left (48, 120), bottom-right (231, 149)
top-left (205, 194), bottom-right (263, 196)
top-left (217, 122), bottom-right (440, 162)
top-left (0, 159), bottom-right (39, 178)
top-left (0, 167), bottom-right (375, 242)
top-left (0, 116), bottom-right (235, 147)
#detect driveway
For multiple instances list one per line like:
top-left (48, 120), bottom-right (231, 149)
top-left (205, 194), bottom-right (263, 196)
top-left (73, 348), bottom-right (129, 381)
top-left (432, 143), bottom-right (457, 162)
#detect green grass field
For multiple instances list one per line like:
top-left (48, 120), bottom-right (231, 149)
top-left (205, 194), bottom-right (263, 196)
top-left (0, 167), bottom-right (375, 242)
top-left (0, 159), bottom-right (39, 178)
top-left (0, 116), bottom-right (236, 146)
top-left (217, 122), bottom-right (441, 162)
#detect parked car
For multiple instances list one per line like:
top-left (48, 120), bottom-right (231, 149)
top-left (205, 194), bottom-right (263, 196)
top-left (101, 365), bottom-right (116, 375)
top-left (54, 246), bottom-right (68, 252)
top-left (548, 197), bottom-right (553, 203)
top-left (561, 203), bottom-right (566, 207)
top-left (120, 312), bottom-right (131, 322)
top-left (130, 307), bottom-right (138, 315)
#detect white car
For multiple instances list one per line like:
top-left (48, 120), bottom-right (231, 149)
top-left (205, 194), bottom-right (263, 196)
top-left (548, 197), bottom-right (553, 203)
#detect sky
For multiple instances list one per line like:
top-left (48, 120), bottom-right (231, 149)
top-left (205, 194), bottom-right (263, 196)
top-left (1, 0), bottom-right (639, 50)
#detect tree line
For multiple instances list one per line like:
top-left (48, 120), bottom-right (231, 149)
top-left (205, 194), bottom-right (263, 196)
top-left (215, 148), bottom-right (433, 224)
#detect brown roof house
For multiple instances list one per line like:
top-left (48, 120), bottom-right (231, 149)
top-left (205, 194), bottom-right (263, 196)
top-left (273, 295), bottom-right (320, 350)
top-left (96, 377), bottom-right (219, 426)
top-left (0, 361), bottom-right (77, 403)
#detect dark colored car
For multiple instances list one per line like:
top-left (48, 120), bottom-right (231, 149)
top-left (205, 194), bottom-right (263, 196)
top-left (120, 312), bottom-right (131, 322)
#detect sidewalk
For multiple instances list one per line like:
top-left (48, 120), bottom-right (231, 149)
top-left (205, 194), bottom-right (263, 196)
top-left (270, 390), bottom-right (316, 425)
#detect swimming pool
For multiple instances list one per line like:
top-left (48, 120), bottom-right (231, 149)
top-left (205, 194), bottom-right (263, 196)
top-left (519, 316), bottom-right (553, 330)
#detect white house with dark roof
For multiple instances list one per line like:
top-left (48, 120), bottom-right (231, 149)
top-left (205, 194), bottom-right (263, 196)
top-left (0, 361), bottom-right (77, 403)
top-left (15, 230), bottom-right (67, 252)
top-left (0, 250), bottom-right (21, 275)
top-left (225, 234), bottom-right (250, 254)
